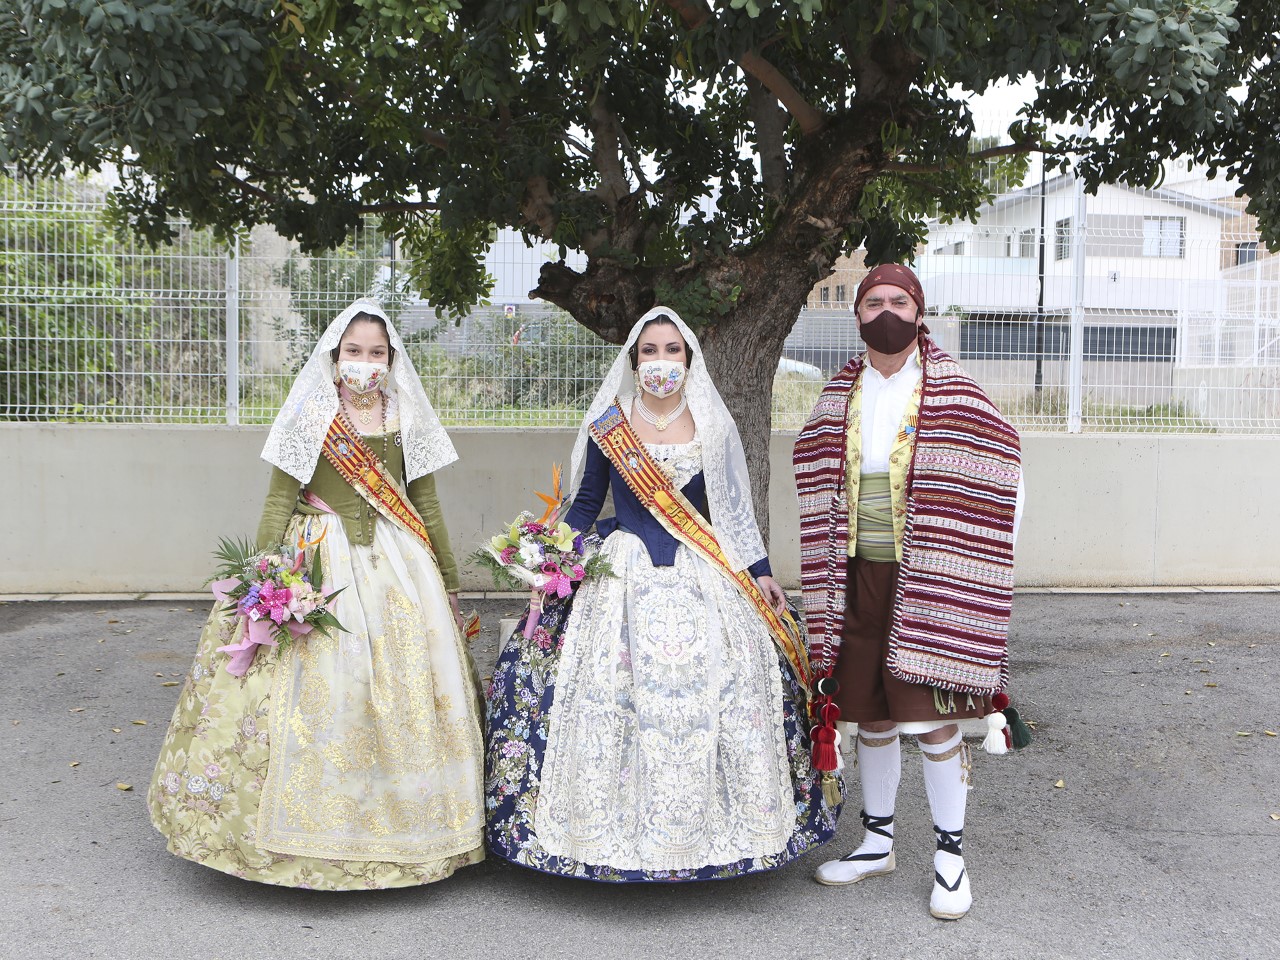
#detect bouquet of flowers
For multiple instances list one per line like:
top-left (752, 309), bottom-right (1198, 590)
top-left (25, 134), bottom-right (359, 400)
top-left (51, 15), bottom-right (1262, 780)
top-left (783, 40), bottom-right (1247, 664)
top-left (470, 466), bottom-right (611, 637)
top-left (472, 512), bottom-right (611, 595)
top-left (206, 530), bottom-right (346, 676)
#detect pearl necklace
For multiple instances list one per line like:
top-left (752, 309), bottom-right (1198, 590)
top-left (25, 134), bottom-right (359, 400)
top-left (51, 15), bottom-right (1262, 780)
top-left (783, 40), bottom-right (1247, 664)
top-left (634, 393), bottom-right (687, 431)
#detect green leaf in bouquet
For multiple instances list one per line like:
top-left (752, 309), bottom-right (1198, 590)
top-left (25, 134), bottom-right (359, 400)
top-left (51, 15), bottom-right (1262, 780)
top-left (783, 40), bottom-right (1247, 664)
top-left (205, 535), bottom-right (259, 585)
top-left (467, 547), bottom-right (527, 592)
top-left (310, 544), bottom-right (324, 591)
top-left (582, 553), bottom-right (615, 580)
top-left (308, 608), bottom-right (348, 639)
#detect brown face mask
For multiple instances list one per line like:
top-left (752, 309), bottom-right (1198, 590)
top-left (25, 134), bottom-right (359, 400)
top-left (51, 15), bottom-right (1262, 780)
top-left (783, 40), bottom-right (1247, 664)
top-left (859, 309), bottom-right (919, 354)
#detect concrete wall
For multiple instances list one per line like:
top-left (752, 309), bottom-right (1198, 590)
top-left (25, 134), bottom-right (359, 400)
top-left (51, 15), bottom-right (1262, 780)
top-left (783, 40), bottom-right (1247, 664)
top-left (4, 424), bottom-right (1277, 593)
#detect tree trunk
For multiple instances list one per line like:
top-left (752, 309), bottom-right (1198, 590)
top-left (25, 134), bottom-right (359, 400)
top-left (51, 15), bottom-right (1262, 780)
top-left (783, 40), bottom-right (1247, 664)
top-left (698, 260), bottom-right (817, 548)
top-left (541, 248), bottom-right (835, 550)
top-left (699, 313), bottom-right (789, 549)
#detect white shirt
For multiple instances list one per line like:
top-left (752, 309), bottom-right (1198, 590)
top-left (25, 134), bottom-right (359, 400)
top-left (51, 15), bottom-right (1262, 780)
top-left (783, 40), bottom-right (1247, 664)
top-left (858, 350), bottom-right (1025, 543)
top-left (859, 350), bottom-right (922, 473)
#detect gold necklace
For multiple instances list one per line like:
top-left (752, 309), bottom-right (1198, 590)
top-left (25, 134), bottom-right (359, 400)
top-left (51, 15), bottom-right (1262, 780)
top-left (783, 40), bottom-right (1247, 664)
top-left (347, 388), bottom-right (379, 426)
top-left (339, 396), bottom-right (387, 568)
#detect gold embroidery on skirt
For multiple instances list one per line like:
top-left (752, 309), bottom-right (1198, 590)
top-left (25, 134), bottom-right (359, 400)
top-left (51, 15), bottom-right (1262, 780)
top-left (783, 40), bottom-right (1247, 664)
top-left (257, 574), bottom-right (482, 862)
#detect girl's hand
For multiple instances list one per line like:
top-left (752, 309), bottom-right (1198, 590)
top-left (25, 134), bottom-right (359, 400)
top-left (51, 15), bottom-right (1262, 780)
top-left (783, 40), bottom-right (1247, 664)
top-left (448, 592), bottom-right (464, 633)
top-left (757, 575), bottom-right (788, 616)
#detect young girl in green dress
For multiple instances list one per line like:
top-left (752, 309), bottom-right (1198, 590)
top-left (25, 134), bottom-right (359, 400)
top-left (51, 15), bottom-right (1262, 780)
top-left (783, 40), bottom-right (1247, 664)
top-left (149, 299), bottom-right (484, 889)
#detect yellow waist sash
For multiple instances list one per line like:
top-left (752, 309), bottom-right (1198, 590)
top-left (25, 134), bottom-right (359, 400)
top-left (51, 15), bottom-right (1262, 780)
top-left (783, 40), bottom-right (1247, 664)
top-left (320, 414), bottom-right (435, 556)
top-left (589, 400), bottom-right (811, 690)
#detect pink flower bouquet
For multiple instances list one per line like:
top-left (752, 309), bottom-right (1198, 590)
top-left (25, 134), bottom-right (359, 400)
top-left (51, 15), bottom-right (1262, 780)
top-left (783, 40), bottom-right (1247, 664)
top-left (471, 466), bottom-right (612, 639)
top-left (206, 533), bottom-right (346, 676)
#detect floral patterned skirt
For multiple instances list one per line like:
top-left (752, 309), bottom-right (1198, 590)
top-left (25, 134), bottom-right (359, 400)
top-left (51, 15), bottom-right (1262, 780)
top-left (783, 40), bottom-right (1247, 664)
top-left (148, 512), bottom-right (485, 890)
top-left (484, 534), bottom-right (839, 882)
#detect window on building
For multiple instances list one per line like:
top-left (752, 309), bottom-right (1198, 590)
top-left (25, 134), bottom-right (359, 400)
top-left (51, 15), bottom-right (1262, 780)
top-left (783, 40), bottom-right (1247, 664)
top-left (1236, 241), bottom-right (1259, 266)
top-left (1142, 216), bottom-right (1185, 258)
top-left (1054, 218), bottom-right (1072, 261)
top-left (1020, 229), bottom-right (1037, 259)
top-left (835, 283), bottom-right (847, 302)
top-left (819, 286), bottom-right (830, 303)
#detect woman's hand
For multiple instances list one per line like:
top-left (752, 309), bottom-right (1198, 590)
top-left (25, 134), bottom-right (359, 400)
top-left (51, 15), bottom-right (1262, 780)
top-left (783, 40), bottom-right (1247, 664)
top-left (448, 592), bottom-right (464, 633)
top-left (757, 575), bottom-right (788, 616)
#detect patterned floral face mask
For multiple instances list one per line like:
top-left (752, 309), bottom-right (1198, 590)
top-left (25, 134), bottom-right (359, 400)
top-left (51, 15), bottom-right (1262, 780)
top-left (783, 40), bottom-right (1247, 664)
top-left (636, 359), bottom-right (686, 399)
top-left (337, 360), bottom-right (388, 395)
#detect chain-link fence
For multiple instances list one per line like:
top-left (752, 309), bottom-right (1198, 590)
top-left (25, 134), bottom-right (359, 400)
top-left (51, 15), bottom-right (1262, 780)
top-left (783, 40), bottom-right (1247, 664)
top-left (3, 169), bottom-right (1279, 432)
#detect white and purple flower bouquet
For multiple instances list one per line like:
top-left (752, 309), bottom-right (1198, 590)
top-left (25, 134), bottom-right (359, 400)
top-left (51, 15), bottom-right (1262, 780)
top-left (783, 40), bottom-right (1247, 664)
top-left (471, 467), bottom-right (611, 638)
top-left (472, 513), bottom-right (611, 598)
top-left (206, 532), bottom-right (346, 676)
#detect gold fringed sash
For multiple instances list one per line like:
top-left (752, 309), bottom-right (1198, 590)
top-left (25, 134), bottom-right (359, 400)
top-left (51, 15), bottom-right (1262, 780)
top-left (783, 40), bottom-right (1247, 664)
top-left (589, 400), bottom-right (811, 690)
top-left (320, 415), bottom-right (435, 556)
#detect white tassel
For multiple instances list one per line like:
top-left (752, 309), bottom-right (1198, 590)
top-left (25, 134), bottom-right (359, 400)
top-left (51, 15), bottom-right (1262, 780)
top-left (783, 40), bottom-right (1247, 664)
top-left (981, 711), bottom-right (1009, 755)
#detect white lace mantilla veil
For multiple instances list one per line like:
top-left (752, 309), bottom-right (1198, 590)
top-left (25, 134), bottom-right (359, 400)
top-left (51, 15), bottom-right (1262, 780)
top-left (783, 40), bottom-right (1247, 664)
top-left (568, 306), bottom-right (768, 574)
top-left (261, 298), bottom-right (458, 484)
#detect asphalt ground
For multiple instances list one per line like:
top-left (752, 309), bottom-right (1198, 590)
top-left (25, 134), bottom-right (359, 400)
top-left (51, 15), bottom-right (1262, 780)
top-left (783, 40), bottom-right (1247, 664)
top-left (1, 592), bottom-right (1276, 960)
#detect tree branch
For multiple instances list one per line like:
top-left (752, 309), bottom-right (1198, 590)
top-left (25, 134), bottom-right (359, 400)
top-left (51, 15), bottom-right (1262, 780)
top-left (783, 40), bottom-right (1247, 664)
top-left (615, 124), bottom-right (653, 195)
top-left (217, 168), bottom-right (439, 215)
top-left (883, 141), bottom-right (1047, 174)
top-left (356, 200), bottom-right (440, 213)
top-left (218, 168), bottom-right (282, 203)
top-left (662, 0), bottom-right (710, 30)
top-left (588, 91), bottom-right (631, 208)
top-left (663, 0), bottom-right (826, 136)
top-left (735, 50), bottom-right (825, 136)
top-left (745, 74), bottom-right (789, 197)
top-left (420, 127), bottom-right (450, 151)
top-left (520, 174), bottom-right (558, 240)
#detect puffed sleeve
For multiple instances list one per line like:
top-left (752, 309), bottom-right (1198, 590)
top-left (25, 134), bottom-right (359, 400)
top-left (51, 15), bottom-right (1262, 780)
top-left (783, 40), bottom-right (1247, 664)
top-left (407, 471), bottom-right (460, 593)
top-left (562, 440), bottom-right (610, 534)
top-left (256, 466), bottom-right (301, 551)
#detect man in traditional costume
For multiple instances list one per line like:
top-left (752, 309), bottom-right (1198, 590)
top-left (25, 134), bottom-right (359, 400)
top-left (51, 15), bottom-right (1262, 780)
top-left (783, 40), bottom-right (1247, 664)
top-left (793, 264), bottom-right (1024, 919)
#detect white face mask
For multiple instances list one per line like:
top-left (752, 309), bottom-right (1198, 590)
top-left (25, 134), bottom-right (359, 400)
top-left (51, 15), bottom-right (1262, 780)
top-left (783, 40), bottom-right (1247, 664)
top-left (636, 359), bottom-right (686, 399)
top-left (337, 360), bottom-right (389, 395)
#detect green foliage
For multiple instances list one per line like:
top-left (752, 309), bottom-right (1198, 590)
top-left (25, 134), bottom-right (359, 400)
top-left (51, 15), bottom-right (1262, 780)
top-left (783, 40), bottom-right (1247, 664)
top-left (0, 172), bottom-right (234, 420)
top-left (651, 273), bottom-right (744, 329)
top-left (399, 215), bottom-right (496, 321)
top-left (446, 309), bottom-right (614, 410)
top-left (2, 0), bottom-right (1273, 378)
top-left (272, 222), bottom-right (409, 372)
top-left (207, 535), bottom-right (261, 586)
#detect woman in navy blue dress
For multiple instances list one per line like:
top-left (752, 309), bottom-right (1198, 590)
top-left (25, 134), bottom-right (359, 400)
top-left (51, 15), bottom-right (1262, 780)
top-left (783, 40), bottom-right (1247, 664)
top-left (484, 307), bottom-right (838, 881)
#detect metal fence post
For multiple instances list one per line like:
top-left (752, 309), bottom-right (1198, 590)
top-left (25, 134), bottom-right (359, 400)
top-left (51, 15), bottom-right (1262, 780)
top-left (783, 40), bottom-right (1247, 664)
top-left (226, 240), bottom-right (240, 425)
top-left (1067, 160), bottom-right (1088, 433)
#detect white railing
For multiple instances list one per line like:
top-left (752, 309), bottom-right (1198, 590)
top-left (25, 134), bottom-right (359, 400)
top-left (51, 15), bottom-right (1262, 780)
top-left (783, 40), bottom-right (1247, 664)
top-left (4, 172), bottom-right (1279, 434)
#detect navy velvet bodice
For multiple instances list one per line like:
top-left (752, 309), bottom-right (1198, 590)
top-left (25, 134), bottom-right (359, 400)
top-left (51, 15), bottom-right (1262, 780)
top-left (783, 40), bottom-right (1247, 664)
top-left (562, 438), bottom-right (772, 579)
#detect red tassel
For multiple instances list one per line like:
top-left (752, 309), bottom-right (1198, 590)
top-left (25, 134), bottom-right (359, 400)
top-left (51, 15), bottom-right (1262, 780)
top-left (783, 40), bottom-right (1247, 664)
top-left (811, 723), bottom-right (838, 772)
top-left (1003, 727), bottom-right (1013, 750)
top-left (992, 691), bottom-right (1010, 712)
top-left (810, 698), bottom-right (841, 772)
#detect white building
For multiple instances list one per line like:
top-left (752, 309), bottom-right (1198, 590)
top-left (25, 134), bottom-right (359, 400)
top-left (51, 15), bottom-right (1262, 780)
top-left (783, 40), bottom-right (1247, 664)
top-left (919, 173), bottom-right (1242, 336)
top-left (913, 172), bottom-right (1280, 424)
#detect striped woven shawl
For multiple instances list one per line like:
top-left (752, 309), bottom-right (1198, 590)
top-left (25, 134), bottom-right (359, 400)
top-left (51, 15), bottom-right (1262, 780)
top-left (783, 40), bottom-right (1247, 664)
top-left (793, 336), bottom-right (1021, 696)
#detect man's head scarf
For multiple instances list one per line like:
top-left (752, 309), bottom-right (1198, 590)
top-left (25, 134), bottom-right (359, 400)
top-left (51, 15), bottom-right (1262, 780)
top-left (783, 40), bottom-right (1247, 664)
top-left (855, 263), bottom-right (926, 318)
